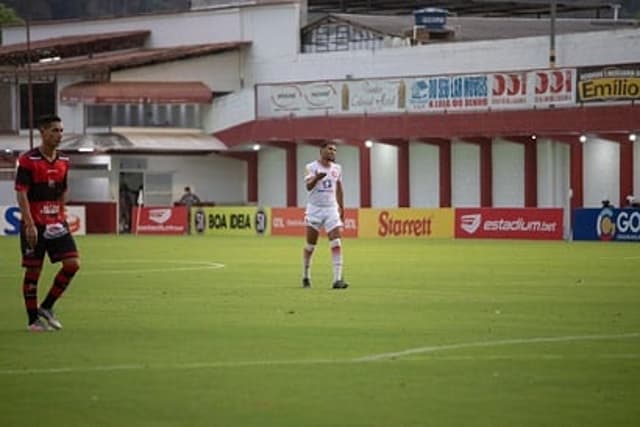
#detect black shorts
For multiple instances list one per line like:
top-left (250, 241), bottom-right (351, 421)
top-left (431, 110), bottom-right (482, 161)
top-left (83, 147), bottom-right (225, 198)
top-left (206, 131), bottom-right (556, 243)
top-left (20, 222), bottom-right (79, 268)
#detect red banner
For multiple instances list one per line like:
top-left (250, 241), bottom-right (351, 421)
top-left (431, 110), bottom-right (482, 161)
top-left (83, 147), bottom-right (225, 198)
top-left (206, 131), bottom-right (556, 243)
top-left (271, 207), bottom-right (358, 237)
top-left (455, 208), bottom-right (563, 240)
top-left (131, 206), bottom-right (188, 235)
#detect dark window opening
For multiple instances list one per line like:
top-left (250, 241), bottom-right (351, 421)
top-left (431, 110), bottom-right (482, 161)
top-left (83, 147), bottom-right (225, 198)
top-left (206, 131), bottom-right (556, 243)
top-left (20, 82), bottom-right (56, 129)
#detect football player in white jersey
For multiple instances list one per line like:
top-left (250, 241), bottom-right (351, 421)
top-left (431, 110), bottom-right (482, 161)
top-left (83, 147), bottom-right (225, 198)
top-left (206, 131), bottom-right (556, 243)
top-left (302, 142), bottom-right (348, 289)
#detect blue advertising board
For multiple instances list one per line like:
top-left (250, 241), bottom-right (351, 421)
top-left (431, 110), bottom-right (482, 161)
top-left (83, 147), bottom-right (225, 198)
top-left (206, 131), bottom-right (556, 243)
top-left (573, 208), bottom-right (640, 241)
top-left (1, 205), bottom-right (21, 236)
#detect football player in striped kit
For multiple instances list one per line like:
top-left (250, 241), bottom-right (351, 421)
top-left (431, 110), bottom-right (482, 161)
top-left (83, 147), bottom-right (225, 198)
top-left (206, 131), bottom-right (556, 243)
top-left (15, 115), bottom-right (80, 331)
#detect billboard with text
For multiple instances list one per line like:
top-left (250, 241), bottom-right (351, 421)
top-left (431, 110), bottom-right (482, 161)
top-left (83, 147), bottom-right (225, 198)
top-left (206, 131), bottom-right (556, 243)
top-left (358, 208), bottom-right (454, 239)
top-left (455, 208), bottom-right (563, 240)
top-left (2, 205), bottom-right (86, 236)
top-left (271, 207), bottom-right (358, 237)
top-left (131, 206), bottom-right (187, 235)
top-left (192, 206), bottom-right (270, 236)
top-left (577, 64), bottom-right (640, 103)
top-left (257, 67), bottom-right (577, 117)
top-left (573, 208), bottom-right (640, 241)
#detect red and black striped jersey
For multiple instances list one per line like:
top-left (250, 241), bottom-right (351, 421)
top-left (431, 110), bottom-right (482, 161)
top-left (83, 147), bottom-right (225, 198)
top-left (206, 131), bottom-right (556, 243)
top-left (14, 148), bottom-right (69, 226)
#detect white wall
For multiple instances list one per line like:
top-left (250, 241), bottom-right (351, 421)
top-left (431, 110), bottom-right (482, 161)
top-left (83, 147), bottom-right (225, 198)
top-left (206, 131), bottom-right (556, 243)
top-left (112, 52), bottom-right (242, 92)
top-left (537, 139), bottom-right (570, 208)
top-left (493, 139), bottom-right (524, 207)
top-left (206, 88), bottom-right (255, 134)
top-left (337, 144), bottom-right (360, 208)
top-left (113, 154), bottom-right (246, 205)
top-left (253, 29), bottom-right (640, 84)
top-left (68, 173), bottom-right (111, 202)
top-left (370, 142), bottom-right (397, 208)
top-left (57, 74), bottom-right (87, 135)
top-left (452, 140), bottom-right (480, 207)
top-left (409, 142), bottom-right (439, 207)
top-left (258, 146), bottom-right (286, 207)
top-left (583, 137), bottom-right (619, 207)
top-left (0, 182), bottom-right (15, 204)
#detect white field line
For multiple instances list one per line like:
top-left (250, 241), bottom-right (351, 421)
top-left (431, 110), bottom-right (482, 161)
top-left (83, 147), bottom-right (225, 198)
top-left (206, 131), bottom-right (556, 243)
top-left (403, 353), bottom-right (640, 361)
top-left (1, 332), bottom-right (638, 376)
top-left (353, 332), bottom-right (640, 362)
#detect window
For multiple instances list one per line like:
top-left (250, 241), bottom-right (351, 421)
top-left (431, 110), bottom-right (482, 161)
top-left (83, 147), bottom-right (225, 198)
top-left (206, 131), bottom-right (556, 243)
top-left (20, 82), bottom-right (56, 129)
top-left (86, 103), bottom-right (201, 128)
top-left (144, 172), bottom-right (173, 206)
top-left (86, 105), bottom-right (112, 127)
top-left (0, 84), bottom-right (12, 131)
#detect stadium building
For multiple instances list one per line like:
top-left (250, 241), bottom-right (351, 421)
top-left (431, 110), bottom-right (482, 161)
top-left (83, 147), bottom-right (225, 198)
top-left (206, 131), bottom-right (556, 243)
top-left (0, 0), bottom-right (639, 234)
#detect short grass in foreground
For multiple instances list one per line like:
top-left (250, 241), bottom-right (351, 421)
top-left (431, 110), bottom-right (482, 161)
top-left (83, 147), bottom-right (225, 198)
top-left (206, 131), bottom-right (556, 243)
top-left (0, 235), bottom-right (639, 427)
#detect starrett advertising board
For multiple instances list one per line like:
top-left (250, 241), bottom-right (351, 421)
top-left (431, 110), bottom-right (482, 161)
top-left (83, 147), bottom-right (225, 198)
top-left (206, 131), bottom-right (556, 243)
top-left (358, 208), bottom-right (454, 238)
top-left (193, 206), bottom-right (270, 236)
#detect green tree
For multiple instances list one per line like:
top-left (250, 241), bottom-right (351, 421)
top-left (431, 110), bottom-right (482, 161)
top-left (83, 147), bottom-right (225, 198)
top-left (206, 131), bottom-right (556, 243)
top-left (0, 3), bottom-right (24, 44)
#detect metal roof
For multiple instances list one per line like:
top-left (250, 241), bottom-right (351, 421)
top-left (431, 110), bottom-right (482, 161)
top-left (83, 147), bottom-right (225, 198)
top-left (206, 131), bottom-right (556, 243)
top-left (59, 131), bottom-right (228, 153)
top-left (305, 13), bottom-right (638, 41)
top-left (0, 41), bottom-right (250, 77)
top-left (0, 30), bottom-right (150, 66)
top-left (0, 131), bottom-right (228, 153)
top-left (60, 81), bottom-right (214, 105)
top-left (307, 0), bottom-right (616, 17)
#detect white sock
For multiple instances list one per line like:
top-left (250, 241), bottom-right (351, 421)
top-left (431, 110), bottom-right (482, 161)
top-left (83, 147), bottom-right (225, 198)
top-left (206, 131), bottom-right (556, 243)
top-left (330, 238), bottom-right (342, 282)
top-left (302, 244), bottom-right (315, 279)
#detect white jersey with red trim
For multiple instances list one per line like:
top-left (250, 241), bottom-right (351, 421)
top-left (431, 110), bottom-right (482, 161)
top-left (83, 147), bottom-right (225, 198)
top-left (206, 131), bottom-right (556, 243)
top-left (304, 160), bottom-right (342, 208)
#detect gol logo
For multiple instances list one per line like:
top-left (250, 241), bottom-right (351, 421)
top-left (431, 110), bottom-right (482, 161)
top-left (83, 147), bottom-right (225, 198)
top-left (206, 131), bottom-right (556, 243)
top-left (596, 208), bottom-right (615, 241)
top-left (460, 214), bottom-right (482, 234)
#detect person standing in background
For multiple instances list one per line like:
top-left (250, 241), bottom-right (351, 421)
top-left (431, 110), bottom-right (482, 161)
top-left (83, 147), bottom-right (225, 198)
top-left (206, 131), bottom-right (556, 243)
top-left (178, 186), bottom-right (201, 234)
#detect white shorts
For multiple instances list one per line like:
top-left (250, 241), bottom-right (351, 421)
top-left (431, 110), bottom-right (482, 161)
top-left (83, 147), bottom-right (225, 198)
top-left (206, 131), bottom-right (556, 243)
top-left (305, 205), bottom-right (343, 233)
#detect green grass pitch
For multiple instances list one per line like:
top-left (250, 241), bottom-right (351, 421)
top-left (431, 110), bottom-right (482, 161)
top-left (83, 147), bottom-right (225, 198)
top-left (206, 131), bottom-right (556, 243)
top-left (1, 235), bottom-right (639, 427)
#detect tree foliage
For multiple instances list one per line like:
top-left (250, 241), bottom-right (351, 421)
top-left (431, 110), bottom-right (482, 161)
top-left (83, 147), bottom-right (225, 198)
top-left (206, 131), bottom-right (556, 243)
top-left (0, 3), bottom-right (23, 26)
top-left (0, 3), bottom-right (23, 44)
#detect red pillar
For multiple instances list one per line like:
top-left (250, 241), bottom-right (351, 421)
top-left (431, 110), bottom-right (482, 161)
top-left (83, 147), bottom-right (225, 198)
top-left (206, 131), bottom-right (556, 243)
top-left (570, 143), bottom-right (584, 210)
top-left (356, 141), bottom-right (371, 208)
top-left (285, 145), bottom-right (297, 207)
top-left (480, 142), bottom-right (492, 207)
top-left (398, 143), bottom-right (410, 207)
top-left (439, 140), bottom-right (452, 208)
top-left (523, 142), bottom-right (538, 207)
top-left (247, 153), bottom-right (258, 204)
top-left (620, 142), bottom-right (634, 206)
